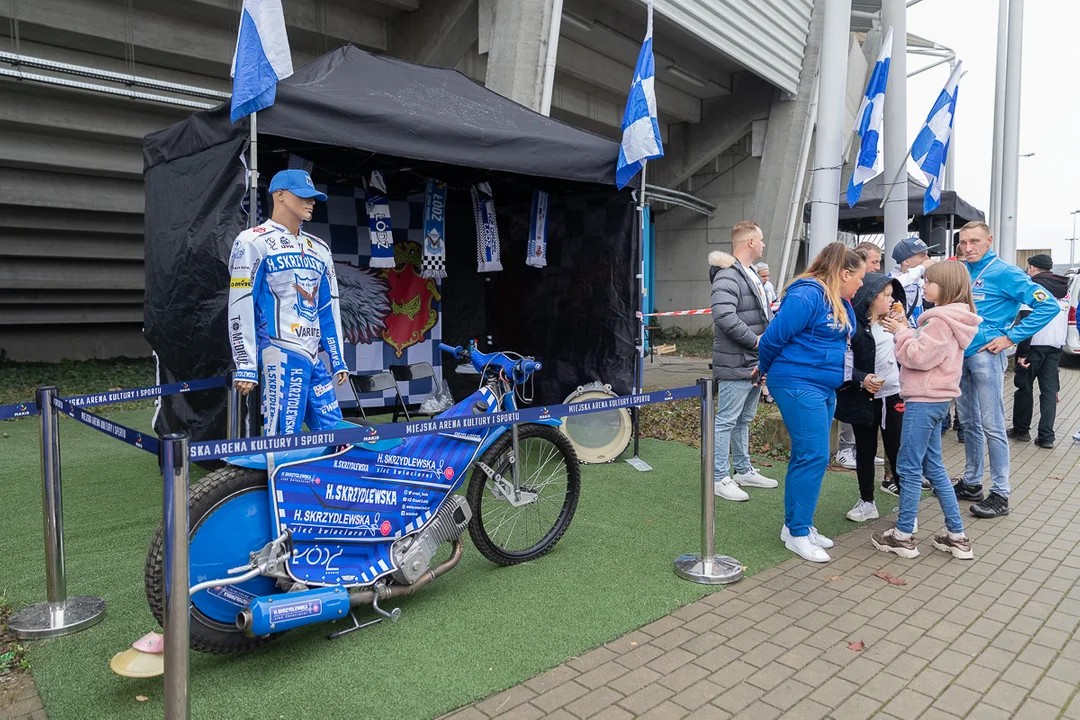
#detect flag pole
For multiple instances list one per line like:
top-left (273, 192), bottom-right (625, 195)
top-left (627, 160), bottom-right (652, 472)
top-left (877, 147), bottom-right (913, 209)
top-left (249, 112), bottom-right (259, 224)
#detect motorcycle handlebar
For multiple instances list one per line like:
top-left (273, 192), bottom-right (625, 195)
top-left (438, 343), bottom-right (464, 358)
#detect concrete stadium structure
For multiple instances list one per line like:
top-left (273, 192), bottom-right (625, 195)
top-left (0, 0), bottom-right (881, 360)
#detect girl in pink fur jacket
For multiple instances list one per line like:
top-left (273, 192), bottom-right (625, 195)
top-left (870, 261), bottom-right (982, 561)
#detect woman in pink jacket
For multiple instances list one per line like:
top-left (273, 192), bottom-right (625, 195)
top-left (871, 261), bottom-right (982, 560)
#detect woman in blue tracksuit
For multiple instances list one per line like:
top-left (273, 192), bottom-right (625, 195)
top-left (757, 242), bottom-right (866, 563)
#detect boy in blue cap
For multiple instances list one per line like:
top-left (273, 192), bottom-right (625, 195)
top-left (889, 236), bottom-right (937, 327)
top-left (228, 169), bottom-right (349, 436)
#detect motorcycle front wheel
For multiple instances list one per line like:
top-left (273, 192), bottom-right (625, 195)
top-left (466, 423), bottom-right (581, 565)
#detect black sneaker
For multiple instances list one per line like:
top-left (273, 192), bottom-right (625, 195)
top-left (970, 491), bottom-right (1010, 518)
top-left (952, 480), bottom-right (985, 502)
top-left (1035, 438), bottom-right (1055, 449)
top-left (881, 479), bottom-right (900, 496)
top-left (957, 429), bottom-right (965, 444)
top-left (1007, 427), bottom-right (1031, 441)
top-left (921, 478), bottom-right (932, 490)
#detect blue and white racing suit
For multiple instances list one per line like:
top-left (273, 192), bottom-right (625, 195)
top-left (228, 220), bottom-right (347, 435)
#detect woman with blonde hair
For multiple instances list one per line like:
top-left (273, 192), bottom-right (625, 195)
top-left (758, 242), bottom-right (866, 562)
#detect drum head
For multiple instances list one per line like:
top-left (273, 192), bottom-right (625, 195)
top-left (560, 388), bottom-right (632, 464)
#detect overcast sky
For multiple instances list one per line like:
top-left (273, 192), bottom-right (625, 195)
top-left (905, 0), bottom-right (1080, 259)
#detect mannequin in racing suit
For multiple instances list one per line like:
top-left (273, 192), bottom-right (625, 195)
top-left (228, 169), bottom-right (349, 435)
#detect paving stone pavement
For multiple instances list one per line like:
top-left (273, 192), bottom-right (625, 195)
top-left (443, 364), bottom-right (1080, 720)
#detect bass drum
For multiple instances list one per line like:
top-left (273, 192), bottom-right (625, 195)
top-left (559, 382), bottom-right (632, 464)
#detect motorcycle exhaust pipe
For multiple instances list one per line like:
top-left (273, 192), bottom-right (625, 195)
top-left (237, 586), bottom-right (350, 637)
top-left (349, 538), bottom-right (464, 608)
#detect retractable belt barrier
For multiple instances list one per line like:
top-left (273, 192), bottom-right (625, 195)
top-left (0, 375), bottom-right (229, 421)
top-left (52, 397), bottom-right (161, 456)
top-left (188, 385), bottom-right (703, 461)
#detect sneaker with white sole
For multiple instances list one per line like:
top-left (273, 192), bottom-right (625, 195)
top-left (714, 476), bottom-right (749, 502)
top-left (871, 528), bottom-right (920, 559)
top-left (846, 500), bottom-right (880, 522)
top-left (835, 448), bottom-right (856, 469)
top-left (780, 525), bottom-right (835, 549)
top-left (784, 533), bottom-right (830, 562)
top-left (931, 531), bottom-right (974, 560)
top-left (733, 468), bottom-right (779, 488)
top-left (874, 456), bottom-right (885, 465)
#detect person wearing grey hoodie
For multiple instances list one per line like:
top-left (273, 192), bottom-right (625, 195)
top-left (708, 221), bottom-right (777, 502)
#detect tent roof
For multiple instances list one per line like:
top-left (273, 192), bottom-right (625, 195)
top-left (803, 172), bottom-right (985, 229)
top-left (144, 45), bottom-right (625, 188)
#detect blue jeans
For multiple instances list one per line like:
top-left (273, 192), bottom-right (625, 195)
top-left (770, 385), bottom-right (833, 537)
top-left (955, 351), bottom-right (1011, 497)
top-left (714, 379), bottom-right (762, 479)
top-left (896, 401), bottom-right (965, 535)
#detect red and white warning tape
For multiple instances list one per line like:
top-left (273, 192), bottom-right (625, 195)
top-left (637, 309), bottom-right (711, 318)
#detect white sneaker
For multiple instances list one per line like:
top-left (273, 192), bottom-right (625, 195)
top-left (780, 525), bottom-right (835, 549)
top-left (714, 476), bottom-right (749, 502)
top-left (874, 456), bottom-right (885, 466)
top-left (835, 448), bottom-right (856, 469)
top-left (733, 468), bottom-right (779, 488)
top-left (846, 500), bottom-right (880, 522)
top-left (784, 534), bottom-right (831, 562)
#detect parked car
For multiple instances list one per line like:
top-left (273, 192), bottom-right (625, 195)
top-left (1063, 270), bottom-right (1080, 358)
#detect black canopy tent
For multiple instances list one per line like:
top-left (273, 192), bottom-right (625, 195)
top-left (143, 45), bottom-right (638, 443)
top-left (802, 173), bottom-right (985, 255)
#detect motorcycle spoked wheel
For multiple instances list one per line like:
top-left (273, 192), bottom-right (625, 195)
top-left (466, 423), bottom-right (581, 565)
top-left (145, 466), bottom-right (282, 654)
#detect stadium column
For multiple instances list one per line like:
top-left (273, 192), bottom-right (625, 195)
top-left (484, 0), bottom-right (560, 112)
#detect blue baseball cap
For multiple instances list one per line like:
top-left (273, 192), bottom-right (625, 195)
top-left (268, 169), bottom-right (327, 201)
top-left (892, 236), bottom-right (938, 264)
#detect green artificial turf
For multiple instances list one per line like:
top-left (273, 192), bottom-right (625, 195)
top-left (0, 410), bottom-right (868, 720)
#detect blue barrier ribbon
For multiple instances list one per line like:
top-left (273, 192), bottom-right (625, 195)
top-left (65, 376), bottom-right (229, 409)
top-left (0, 402), bottom-right (37, 421)
top-left (188, 384), bottom-right (703, 462)
top-left (52, 397), bottom-right (160, 456)
top-left (0, 376), bottom-right (229, 421)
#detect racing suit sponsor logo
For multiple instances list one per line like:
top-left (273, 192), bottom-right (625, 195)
top-left (283, 367), bottom-right (305, 434)
top-left (324, 483), bottom-right (398, 506)
top-left (313, 381), bottom-right (333, 397)
top-left (229, 315), bottom-right (249, 366)
top-left (265, 253), bottom-right (324, 273)
top-left (230, 277), bottom-right (253, 289)
top-left (293, 274), bottom-right (319, 321)
top-left (291, 323), bottom-right (320, 339)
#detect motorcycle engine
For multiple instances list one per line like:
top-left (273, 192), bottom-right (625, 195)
top-left (390, 495), bottom-right (472, 585)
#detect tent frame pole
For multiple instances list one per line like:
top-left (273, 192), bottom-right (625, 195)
top-left (249, 113), bottom-right (259, 224)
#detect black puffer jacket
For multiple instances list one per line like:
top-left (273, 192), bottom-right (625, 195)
top-left (709, 251), bottom-right (772, 381)
top-left (834, 273), bottom-right (906, 426)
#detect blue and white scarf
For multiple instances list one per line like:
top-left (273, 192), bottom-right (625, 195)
top-left (526, 190), bottom-right (549, 268)
top-left (365, 171), bottom-right (395, 268)
top-left (422, 178), bottom-right (448, 279)
top-left (472, 182), bottom-right (502, 273)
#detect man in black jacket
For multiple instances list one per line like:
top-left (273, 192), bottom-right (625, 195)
top-left (1009, 253), bottom-right (1069, 448)
top-left (709, 221), bottom-right (777, 502)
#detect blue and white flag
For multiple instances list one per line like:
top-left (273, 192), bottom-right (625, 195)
top-left (911, 61), bottom-right (962, 214)
top-left (230, 0), bottom-right (294, 124)
top-left (615, 0), bottom-right (664, 190)
top-left (846, 27), bottom-right (894, 207)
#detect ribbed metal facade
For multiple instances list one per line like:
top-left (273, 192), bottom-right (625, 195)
top-left (656, 0), bottom-right (814, 96)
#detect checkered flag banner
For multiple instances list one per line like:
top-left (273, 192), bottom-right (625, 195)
top-left (472, 182), bottom-right (502, 272)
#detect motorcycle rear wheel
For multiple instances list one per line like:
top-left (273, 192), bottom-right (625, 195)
top-left (466, 423), bottom-right (580, 565)
top-left (145, 465), bottom-right (282, 654)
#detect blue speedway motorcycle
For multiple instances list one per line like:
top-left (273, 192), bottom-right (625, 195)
top-left (144, 344), bottom-right (581, 653)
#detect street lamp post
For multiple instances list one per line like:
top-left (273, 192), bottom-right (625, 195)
top-left (1070, 210), bottom-right (1080, 265)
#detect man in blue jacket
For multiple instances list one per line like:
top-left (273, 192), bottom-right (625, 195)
top-left (953, 222), bottom-right (1058, 519)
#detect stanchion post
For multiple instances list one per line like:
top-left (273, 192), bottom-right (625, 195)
top-left (9, 387), bottom-right (106, 639)
top-left (674, 378), bottom-right (744, 585)
top-left (162, 433), bottom-right (191, 720)
top-left (226, 373), bottom-right (242, 440)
